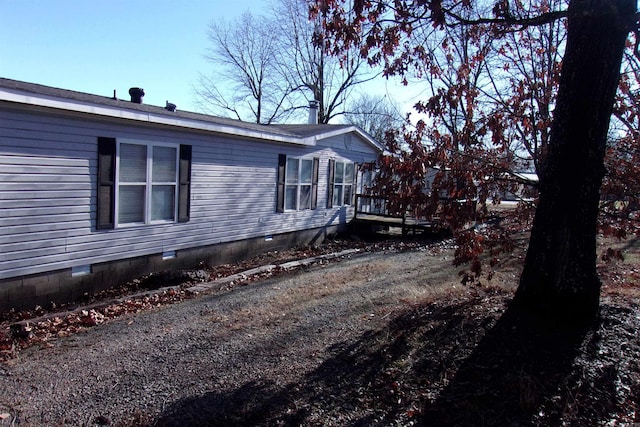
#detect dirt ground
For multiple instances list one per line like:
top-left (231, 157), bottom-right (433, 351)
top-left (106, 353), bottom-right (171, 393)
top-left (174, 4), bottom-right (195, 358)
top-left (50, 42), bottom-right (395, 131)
top-left (0, 235), bottom-right (638, 426)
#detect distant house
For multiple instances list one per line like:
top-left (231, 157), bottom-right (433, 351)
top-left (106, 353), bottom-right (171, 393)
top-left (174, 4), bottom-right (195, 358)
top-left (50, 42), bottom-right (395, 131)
top-left (0, 78), bottom-right (383, 311)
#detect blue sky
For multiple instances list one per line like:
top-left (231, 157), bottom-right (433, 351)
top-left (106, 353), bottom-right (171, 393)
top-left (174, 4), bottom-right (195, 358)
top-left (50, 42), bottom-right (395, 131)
top-left (0, 0), bottom-right (266, 112)
top-left (0, 0), bottom-right (419, 121)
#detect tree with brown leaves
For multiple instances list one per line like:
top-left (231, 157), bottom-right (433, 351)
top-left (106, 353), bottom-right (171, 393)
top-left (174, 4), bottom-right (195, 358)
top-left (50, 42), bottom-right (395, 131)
top-left (314, 0), bottom-right (639, 325)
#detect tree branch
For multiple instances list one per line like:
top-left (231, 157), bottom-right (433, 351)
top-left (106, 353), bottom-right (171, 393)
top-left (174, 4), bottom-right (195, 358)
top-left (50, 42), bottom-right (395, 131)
top-left (445, 9), bottom-right (568, 29)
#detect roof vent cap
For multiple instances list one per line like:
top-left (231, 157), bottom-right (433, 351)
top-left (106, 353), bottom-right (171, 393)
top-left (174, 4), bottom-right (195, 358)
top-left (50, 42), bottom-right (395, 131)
top-left (129, 87), bottom-right (145, 104)
top-left (308, 100), bottom-right (319, 125)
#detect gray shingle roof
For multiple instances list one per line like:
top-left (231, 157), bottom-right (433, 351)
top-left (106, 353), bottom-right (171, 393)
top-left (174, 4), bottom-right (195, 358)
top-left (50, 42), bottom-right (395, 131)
top-left (0, 77), bottom-right (373, 144)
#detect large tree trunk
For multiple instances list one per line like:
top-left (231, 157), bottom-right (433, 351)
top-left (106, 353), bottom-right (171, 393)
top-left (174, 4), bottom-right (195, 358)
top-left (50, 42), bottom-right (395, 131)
top-left (514, 0), bottom-right (635, 324)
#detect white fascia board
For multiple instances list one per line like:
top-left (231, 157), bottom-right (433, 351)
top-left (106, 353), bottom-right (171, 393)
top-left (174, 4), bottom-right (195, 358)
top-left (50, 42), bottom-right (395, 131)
top-left (0, 88), bottom-right (313, 146)
top-left (514, 172), bottom-right (539, 183)
top-left (304, 125), bottom-right (384, 152)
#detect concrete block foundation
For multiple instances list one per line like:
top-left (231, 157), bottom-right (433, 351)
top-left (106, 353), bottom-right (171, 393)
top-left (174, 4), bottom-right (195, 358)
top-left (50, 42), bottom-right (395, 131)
top-left (0, 225), bottom-right (342, 313)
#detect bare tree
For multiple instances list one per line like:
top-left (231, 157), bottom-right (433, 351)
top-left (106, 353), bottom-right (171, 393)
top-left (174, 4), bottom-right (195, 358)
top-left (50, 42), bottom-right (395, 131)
top-left (272, 0), bottom-right (379, 123)
top-left (195, 12), bottom-right (297, 124)
top-left (196, 1), bottom-right (379, 125)
top-left (343, 94), bottom-right (406, 141)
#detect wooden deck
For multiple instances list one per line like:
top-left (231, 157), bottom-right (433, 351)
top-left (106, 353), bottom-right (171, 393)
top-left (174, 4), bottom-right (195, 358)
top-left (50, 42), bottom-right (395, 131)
top-left (351, 213), bottom-right (440, 235)
top-left (352, 194), bottom-right (450, 235)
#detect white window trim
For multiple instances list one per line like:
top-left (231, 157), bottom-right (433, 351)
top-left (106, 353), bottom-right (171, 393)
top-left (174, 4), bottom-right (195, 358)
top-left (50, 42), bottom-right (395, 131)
top-left (115, 139), bottom-right (180, 227)
top-left (284, 156), bottom-right (314, 211)
top-left (333, 160), bottom-right (355, 206)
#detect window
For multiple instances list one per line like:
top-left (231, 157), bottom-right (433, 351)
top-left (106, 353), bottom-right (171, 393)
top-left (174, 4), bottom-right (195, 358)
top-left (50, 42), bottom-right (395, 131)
top-left (359, 167), bottom-right (385, 214)
top-left (286, 157), bottom-right (312, 210)
top-left (361, 168), bottom-right (376, 193)
top-left (329, 160), bottom-right (355, 207)
top-left (276, 154), bottom-right (319, 212)
top-left (97, 138), bottom-right (191, 229)
top-left (116, 142), bottom-right (178, 225)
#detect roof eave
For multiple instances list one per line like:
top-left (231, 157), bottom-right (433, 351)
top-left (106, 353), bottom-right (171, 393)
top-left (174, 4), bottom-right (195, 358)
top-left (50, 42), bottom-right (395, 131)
top-left (303, 125), bottom-right (384, 152)
top-left (0, 88), bottom-right (315, 146)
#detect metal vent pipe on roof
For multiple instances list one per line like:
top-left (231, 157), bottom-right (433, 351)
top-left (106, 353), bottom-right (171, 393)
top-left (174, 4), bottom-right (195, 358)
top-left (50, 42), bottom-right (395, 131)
top-left (129, 87), bottom-right (145, 104)
top-left (308, 100), bottom-right (319, 125)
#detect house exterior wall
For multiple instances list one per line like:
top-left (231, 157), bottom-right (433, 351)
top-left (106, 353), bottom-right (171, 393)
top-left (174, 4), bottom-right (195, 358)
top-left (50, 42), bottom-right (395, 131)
top-left (0, 105), bottom-right (379, 311)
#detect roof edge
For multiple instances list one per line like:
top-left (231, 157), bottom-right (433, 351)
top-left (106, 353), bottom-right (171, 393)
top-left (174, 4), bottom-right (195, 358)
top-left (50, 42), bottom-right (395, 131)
top-left (0, 83), bottom-right (312, 145)
top-left (303, 125), bottom-right (384, 152)
top-left (0, 78), bottom-right (383, 152)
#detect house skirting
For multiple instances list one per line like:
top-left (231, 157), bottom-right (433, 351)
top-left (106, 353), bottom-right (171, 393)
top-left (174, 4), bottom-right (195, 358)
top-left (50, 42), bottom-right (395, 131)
top-left (0, 225), bottom-right (343, 313)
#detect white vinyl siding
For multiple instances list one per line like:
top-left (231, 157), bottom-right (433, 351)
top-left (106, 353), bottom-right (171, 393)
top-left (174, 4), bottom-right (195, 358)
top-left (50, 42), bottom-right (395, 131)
top-left (0, 107), bottom-right (379, 281)
top-left (116, 141), bottom-right (178, 226)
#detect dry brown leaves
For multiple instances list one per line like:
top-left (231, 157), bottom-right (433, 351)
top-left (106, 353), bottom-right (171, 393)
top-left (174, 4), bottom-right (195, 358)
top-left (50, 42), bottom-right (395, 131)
top-left (0, 289), bottom-right (192, 362)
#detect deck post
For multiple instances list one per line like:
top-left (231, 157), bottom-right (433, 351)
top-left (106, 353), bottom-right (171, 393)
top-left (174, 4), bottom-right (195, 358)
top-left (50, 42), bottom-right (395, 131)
top-left (401, 206), bottom-right (407, 236)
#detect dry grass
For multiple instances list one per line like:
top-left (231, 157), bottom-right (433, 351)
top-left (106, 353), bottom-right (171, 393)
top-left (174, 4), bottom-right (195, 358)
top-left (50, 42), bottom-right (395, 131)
top-left (2, 234), bottom-right (638, 426)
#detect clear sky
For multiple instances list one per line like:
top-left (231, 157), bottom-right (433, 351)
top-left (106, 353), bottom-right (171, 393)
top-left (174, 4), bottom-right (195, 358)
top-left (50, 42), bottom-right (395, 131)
top-left (0, 0), bottom-right (266, 112)
top-left (0, 0), bottom-right (420, 121)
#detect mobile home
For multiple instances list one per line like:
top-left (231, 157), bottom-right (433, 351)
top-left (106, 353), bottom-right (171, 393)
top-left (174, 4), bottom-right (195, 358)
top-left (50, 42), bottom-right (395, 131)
top-left (0, 78), bottom-right (382, 311)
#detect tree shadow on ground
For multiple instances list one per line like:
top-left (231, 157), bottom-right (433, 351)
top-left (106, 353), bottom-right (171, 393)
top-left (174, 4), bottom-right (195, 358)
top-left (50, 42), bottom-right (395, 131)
top-left (153, 291), bottom-right (622, 426)
top-left (418, 302), bottom-right (597, 426)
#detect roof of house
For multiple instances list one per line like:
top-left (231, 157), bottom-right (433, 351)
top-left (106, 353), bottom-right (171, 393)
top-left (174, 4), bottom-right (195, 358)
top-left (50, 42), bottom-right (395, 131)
top-left (0, 77), bottom-right (383, 150)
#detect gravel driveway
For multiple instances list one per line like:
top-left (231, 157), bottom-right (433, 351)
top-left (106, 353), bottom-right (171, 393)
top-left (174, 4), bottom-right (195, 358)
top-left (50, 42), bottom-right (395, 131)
top-left (0, 248), bottom-right (461, 426)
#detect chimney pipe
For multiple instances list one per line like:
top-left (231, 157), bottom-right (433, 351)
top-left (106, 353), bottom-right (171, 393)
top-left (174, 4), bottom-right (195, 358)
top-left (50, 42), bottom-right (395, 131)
top-left (308, 100), bottom-right (319, 125)
top-left (129, 87), bottom-right (145, 104)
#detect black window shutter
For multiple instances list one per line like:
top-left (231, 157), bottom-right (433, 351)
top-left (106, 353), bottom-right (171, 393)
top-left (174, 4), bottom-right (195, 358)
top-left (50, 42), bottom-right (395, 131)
top-left (327, 159), bottom-right (335, 209)
top-left (276, 154), bottom-right (286, 213)
top-left (311, 157), bottom-right (319, 210)
top-left (97, 137), bottom-right (116, 230)
top-left (178, 145), bottom-right (192, 223)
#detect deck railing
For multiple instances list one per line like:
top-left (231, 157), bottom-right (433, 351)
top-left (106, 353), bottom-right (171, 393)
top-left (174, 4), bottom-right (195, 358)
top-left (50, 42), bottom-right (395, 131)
top-left (354, 194), bottom-right (476, 235)
top-left (354, 194), bottom-right (419, 235)
top-left (354, 194), bottom-right (392, 218)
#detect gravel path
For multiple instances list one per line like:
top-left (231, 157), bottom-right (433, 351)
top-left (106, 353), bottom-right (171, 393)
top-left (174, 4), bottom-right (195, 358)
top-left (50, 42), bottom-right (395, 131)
top-left (0, 249), bottom-right (458, 426)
